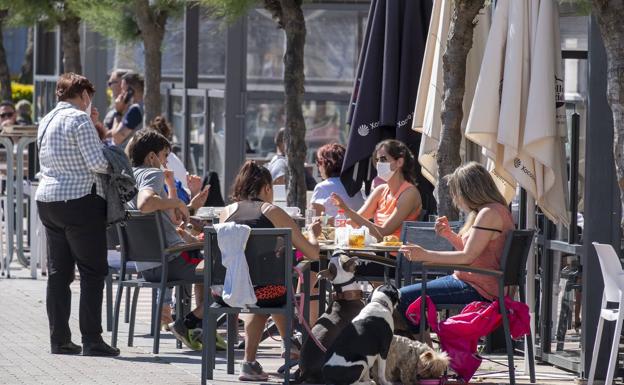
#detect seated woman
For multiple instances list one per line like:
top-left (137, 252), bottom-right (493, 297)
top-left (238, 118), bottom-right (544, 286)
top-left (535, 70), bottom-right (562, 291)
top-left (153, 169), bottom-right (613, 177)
top-left (218, 160), bottom-right (321, 381)
top-left (331, 139), bottom-right (422, 241)
top-left (398, 162), bottom-right (515, 321)
top-left (311, 143), bottom-right (365, 217)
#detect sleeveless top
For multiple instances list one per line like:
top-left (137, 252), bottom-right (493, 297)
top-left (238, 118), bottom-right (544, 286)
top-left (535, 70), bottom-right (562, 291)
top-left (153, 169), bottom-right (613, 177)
top-left (374, 181), bottom-right (421, 238)
top-left (225, 199), bottom-right (274, 229)
top-left (454, 203), bottom-right (515, 300)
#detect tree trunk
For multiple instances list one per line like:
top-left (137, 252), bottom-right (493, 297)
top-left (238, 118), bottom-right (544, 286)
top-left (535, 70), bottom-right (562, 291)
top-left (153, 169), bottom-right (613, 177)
top-left (593, 0), bottom-right (624, 231)
top-left (280, 0), bottom-right (307, 210)
top-left (0, 11), bottom-right (12, 101)
top-left (436, 0), bottom-right (484, 219)
top-left (135, 0), bottom-right (167, 123)
top-left (60, 13), bottom-right (82, 74)
top-left (18, 27), bottom-right (34, 84)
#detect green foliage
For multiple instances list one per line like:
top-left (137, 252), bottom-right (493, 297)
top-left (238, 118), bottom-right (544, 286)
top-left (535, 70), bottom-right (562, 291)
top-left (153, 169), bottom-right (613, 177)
top-left (72, 0), bottom-right (185, 43)
top-left (0, 0), bottom-right (71, 29)
top-left (559, 0), bottom-right (592, 16)
top-left (199, 0), bottom-right (258, 22)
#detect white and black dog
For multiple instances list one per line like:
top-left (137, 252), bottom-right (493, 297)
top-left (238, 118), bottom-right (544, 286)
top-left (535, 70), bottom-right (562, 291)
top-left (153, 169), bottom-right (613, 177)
top-left (295, 250), bottom-right (365, 384)
top-left (322, 283), bottom-right (400, 385)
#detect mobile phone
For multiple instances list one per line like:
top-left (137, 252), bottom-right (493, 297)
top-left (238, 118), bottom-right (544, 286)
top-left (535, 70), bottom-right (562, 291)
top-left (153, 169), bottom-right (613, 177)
top-left (123, 87), bottom-right (134, 104)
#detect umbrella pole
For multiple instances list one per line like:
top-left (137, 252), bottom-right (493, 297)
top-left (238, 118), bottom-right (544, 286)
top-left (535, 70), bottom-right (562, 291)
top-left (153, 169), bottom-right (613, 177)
top-left (525, 197), bottom-right (537, 375)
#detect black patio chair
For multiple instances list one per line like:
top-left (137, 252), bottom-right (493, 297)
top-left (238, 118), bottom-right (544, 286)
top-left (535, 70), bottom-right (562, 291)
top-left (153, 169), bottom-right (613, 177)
top-left (418, 229), bottom-right (536, 385)
top-left (396, 221), bottom-right (462, 287)
top-left (112, 210), bottom-right (202, 354)
top-left (201, 227), bottom-right (294, 385)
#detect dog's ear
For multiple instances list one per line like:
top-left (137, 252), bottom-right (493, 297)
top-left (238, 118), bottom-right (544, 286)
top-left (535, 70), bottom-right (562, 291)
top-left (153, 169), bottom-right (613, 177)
top-left (420, 351), bottom-right (434, 361)
top-left (317, 263), bottom-right (337, 281)
top-left (343, 257), bottom-right (359, 273)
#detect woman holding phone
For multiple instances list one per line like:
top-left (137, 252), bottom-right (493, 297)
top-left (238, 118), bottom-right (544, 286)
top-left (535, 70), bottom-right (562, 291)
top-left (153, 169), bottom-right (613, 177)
top-left (111, 72), bottom-right (144, 149)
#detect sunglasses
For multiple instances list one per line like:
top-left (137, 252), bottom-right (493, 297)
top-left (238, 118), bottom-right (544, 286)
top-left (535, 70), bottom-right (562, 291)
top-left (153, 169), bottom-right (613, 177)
top-left (0, 112), bottom-right (14, 118)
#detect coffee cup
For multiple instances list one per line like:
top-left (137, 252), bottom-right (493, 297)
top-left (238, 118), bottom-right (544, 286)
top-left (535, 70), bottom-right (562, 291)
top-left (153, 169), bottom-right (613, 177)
top-left (284, 206), bottom-right (301, 217)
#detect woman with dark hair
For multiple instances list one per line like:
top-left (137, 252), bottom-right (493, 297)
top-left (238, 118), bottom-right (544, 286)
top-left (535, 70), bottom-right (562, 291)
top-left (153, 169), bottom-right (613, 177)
top-left (331, 139), bottom-right (422, 241)
top-left (218, 160), bottom-right (321, 381)
top-left (311, 143), bottom-right (364, 217)
top-left (36, 73), bottom-right (118, 357)
top-left (397, 162), bottom-right (514, 317)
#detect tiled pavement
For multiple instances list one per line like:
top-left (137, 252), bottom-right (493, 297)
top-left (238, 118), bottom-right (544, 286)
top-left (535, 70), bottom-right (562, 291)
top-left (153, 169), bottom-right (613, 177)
top-left (0, 261), bottom-right (590, 385)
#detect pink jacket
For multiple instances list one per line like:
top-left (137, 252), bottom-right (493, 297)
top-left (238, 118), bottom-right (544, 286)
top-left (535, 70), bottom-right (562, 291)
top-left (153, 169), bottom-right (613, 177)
top-left (406, 296), bottom-right (530, 382)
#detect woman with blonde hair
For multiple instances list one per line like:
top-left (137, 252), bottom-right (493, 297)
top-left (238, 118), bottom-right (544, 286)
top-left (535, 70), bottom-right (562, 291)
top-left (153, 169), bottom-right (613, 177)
top-left (397, 162), bottom-right (515, 316)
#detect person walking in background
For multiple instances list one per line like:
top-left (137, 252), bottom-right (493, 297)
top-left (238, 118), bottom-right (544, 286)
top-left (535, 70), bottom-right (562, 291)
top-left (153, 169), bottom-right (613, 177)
top-left (103, 68), bottom-right (129, 130)
top-left (36, 73), bottom-right (119, 357)
top-left (311, 143), bottom-right (364, 216)
top-left (266, 127), bottom-right (288, 185)
top-left (111, 71), bottom-right (144, 149)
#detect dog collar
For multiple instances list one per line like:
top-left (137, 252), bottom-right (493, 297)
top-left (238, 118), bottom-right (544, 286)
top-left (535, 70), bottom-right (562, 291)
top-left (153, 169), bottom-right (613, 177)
top-left (371, 298), bottom-right (392, 311)
top-left (332, 290), bottom-right (364, 301)
top-left (332, 277), bottom-right (357, 293)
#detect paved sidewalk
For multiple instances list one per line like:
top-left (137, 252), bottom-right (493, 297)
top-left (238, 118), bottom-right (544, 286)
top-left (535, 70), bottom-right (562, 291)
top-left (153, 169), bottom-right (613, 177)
top-left (0, 262), bottom-right (589, 385)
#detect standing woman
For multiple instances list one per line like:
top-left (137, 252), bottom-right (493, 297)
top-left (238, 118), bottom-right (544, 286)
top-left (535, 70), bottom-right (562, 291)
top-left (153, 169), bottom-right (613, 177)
top-left (36, 73), bottom-right (119, 356)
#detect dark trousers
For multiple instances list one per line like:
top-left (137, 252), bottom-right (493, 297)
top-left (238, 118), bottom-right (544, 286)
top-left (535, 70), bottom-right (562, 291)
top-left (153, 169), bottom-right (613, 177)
top-left (37, 193), bottom-right (108, 345)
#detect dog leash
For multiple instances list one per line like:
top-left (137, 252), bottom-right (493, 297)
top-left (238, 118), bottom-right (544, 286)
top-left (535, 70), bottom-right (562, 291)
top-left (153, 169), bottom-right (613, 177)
top-left (292, 265), bottom-right (327, 353)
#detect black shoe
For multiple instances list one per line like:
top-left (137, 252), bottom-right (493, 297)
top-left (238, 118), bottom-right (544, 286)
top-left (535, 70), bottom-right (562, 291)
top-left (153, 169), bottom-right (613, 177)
top-left (51, 341), bottom-right (82, 355)
top-left (82, 341), bottom-right (120, 357)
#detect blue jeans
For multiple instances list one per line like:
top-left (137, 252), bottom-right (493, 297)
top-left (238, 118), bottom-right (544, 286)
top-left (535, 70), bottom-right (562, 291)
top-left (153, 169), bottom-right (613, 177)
top-left (398, 275), bottom-right (485, 328)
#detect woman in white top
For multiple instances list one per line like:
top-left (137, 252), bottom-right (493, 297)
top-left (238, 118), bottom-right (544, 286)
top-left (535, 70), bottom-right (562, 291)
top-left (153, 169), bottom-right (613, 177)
top-left (310, 143), bottom-right (364, 216)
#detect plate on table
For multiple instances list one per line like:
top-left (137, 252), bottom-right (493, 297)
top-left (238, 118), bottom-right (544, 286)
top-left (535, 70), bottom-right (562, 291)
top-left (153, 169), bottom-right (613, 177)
top-left (370, 242), bottom-right (403, 250)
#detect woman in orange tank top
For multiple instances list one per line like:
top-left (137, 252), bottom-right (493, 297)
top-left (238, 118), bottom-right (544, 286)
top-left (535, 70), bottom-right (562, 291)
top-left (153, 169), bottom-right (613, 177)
top-left (331, 139), bottom-right (422, 241)
top-left (397, 162), bottom-right (515, 324)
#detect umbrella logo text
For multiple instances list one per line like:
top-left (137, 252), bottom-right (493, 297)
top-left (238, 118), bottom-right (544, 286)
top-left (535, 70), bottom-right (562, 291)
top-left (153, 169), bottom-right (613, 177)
top-left (358, 124), bottom-right (370, 136)
top-left (513, 158), bottom-right (536, 181)
top-left (555, 76), bottom-right (564, 108)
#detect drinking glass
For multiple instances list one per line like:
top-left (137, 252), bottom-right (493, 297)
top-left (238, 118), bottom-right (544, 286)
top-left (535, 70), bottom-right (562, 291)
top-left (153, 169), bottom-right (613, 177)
top-left (348, 228), bottom-right (365, 248)
top-left (428, 214), bottom-right (439, 223)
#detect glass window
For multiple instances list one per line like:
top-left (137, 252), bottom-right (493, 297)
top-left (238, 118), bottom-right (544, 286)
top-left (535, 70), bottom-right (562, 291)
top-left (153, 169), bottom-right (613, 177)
top-left (560, 15), bottom-right (588, 51)
top-left (162, 17), bottom-right (184, 76)
top-left (189, 94), bottom-right (206, 176)
top-left (169, 94), bottom-right (184, 157)
top-left (208, 96), bottom-right (226, 193)
top-left (198, 11), bottom-right (226, 76)
top-left (245, 98), bottom-right (349, 162)
top-left (246, 8), bottom-right (364, 88)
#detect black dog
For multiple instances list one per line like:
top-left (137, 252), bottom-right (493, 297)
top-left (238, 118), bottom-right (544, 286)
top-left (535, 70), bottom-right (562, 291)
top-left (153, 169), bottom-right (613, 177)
top-left (295, 251), bottom-right (364, 384)
top-left (322, 283), bottom-right (400, 385)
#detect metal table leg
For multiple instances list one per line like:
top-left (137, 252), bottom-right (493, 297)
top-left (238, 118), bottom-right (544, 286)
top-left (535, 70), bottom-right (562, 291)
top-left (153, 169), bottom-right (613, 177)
top-left (0, 137), bottom-right (14, 278)
top-left (15, 137), bottom-right (36, 270)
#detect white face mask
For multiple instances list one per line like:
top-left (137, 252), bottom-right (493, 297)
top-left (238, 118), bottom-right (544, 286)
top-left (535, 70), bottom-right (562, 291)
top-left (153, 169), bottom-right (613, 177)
top-left (83, 93), bottom-right (92, 113)
top-left (376, 161), bottom-right (394, 181)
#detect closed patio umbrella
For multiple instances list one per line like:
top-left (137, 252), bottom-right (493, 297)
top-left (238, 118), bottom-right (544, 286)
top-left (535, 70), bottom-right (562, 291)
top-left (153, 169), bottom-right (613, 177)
top-left (465, 0), bottom-right (569, 373)
top-left (340, 0), bottom-right (433, 198)
top-left (465, 0), bottom-right (569, 225)
top-left (412, 0), bottom-right (490, 185)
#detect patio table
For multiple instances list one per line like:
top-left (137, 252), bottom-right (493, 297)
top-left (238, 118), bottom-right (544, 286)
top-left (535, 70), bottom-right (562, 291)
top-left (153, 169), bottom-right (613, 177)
top-left (316, 243), bottom-right (398, 312)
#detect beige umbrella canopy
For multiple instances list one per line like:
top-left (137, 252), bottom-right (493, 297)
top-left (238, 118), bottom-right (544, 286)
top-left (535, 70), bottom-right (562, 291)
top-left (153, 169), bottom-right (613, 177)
top-left (412, 0), bottom-right (490, 185)
top-left (465, 0), bottom-right (569, 225)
